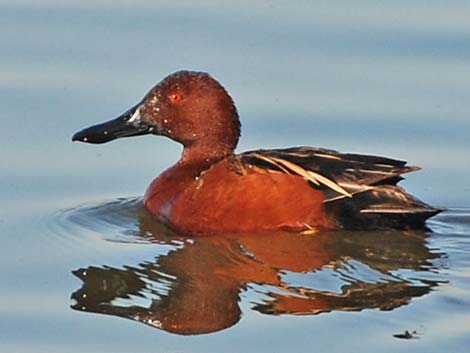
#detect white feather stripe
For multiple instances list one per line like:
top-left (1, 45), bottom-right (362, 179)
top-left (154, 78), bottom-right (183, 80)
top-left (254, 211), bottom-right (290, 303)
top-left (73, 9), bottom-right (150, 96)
top-left (307, 171), bottom-right (353, 197)
top-left (250, 153), bottom-right (291, 174)
top-left (360, 208), bottom-right (433, 214)
top-left (260, 155), bottom-right (352, 197)
top-left (268, 156), bottom-right (320, 185)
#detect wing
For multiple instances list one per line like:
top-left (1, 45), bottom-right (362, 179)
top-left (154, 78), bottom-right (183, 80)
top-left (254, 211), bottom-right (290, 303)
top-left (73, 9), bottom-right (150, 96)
top-left (239, 146), bottom-right (441, 229)
top-left (240, 146), bottom-right (419, 201)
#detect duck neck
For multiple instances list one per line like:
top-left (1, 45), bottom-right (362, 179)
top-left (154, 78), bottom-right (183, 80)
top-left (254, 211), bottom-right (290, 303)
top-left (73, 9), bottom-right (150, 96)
top-left (180, 142), bottom-right (235, 169)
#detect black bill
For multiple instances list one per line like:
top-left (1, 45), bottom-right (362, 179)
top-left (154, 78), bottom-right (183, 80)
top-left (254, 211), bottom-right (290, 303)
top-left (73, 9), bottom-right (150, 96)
top-left (72, 104), bottom-right (153, 144)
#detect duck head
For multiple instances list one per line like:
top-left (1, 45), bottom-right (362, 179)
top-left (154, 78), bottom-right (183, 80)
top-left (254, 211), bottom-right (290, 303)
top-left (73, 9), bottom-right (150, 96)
top-left (72, 71), bottom-right (241, 163)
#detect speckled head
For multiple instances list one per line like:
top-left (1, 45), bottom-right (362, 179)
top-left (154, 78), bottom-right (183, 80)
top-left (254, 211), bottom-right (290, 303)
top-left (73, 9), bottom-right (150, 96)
top-left (72, 71), bottom-right (241, 162)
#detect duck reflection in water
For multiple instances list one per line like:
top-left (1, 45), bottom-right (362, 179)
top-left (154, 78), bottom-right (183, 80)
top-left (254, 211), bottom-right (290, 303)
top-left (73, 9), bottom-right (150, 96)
top-left (70, 201), bottom-right (443, 335)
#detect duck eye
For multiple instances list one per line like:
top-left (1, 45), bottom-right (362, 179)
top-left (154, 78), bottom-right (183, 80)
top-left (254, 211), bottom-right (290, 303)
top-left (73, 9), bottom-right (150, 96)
top-left (168, 92), bottom-right (182, 104)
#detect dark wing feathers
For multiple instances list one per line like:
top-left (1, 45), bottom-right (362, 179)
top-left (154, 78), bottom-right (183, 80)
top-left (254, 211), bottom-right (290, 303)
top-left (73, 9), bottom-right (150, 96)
top-left (324, 186), bottom-right (442, 229)
top-left (268, 146), bottom-right (408, 167)
top-left (241, 146), bottom-right (418, 198)
top-left (240, 146), bottom-right (441, 228)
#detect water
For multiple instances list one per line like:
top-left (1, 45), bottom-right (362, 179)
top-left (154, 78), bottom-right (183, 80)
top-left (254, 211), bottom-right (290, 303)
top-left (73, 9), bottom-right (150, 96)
top-left (1, 1), bottom-right (470, 352)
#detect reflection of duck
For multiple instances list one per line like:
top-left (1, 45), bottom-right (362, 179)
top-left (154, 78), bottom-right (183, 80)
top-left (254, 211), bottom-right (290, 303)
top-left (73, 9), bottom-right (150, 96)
top-left (73, 71), bottom-right (440, 235)
top-left (71, 205), bottom-right (442, 335)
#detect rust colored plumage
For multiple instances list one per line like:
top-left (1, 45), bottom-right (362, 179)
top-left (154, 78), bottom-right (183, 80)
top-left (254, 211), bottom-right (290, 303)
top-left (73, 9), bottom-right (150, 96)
top-left (73, 70), bottom-right (442, 235)
top-left (144, 157), bottom-right (331, 235)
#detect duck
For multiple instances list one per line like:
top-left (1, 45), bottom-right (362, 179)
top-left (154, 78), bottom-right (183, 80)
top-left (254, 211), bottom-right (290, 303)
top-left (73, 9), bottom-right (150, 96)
top-left (72, 70), bottom-right (441, 235)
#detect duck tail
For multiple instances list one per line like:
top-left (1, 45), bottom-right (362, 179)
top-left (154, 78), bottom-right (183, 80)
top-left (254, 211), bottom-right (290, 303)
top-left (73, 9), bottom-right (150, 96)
top-left (325, 185), bottom-right (443, 230)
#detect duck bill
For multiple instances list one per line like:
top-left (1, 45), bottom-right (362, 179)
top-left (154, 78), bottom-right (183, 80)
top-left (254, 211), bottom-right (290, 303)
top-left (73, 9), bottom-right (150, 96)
top-left (72, 104), bottom-right (153, 144)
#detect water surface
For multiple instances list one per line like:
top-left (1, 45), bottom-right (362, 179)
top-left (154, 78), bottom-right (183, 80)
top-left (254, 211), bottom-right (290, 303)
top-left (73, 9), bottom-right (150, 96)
top-left (61, 198), bottom-right (447, 335)
top-left (1, 1), bottom-right (470, 352)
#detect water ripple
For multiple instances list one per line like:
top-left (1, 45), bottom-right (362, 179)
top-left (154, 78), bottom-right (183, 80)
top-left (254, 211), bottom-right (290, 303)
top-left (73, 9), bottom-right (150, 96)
top-left (50, 197), bottom-right (454, 335)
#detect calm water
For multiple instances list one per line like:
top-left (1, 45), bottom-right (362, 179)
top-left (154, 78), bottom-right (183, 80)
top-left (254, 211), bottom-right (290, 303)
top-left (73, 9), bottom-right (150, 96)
top-left (1, 1), bottom-right (470, 352)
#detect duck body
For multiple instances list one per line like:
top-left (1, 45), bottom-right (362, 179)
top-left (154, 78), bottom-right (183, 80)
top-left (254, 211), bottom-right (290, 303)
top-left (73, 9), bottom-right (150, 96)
top-left (73, 71), bottom-right (441, 235)
top-left (143, 153), bottom-right (329, 234)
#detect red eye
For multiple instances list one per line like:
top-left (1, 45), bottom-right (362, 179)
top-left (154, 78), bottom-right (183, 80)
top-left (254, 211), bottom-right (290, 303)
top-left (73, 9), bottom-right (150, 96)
top-left (168, 92), bottom-right (182, 104)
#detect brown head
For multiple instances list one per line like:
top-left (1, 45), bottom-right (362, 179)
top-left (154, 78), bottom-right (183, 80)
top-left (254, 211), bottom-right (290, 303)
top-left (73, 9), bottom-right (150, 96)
top-left (72, 71), bottom-right (241, 163)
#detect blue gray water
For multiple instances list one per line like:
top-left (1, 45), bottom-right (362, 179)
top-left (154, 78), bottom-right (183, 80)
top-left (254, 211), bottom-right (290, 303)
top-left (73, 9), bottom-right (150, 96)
top-left (1, 1), bottom-right (469, 352)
